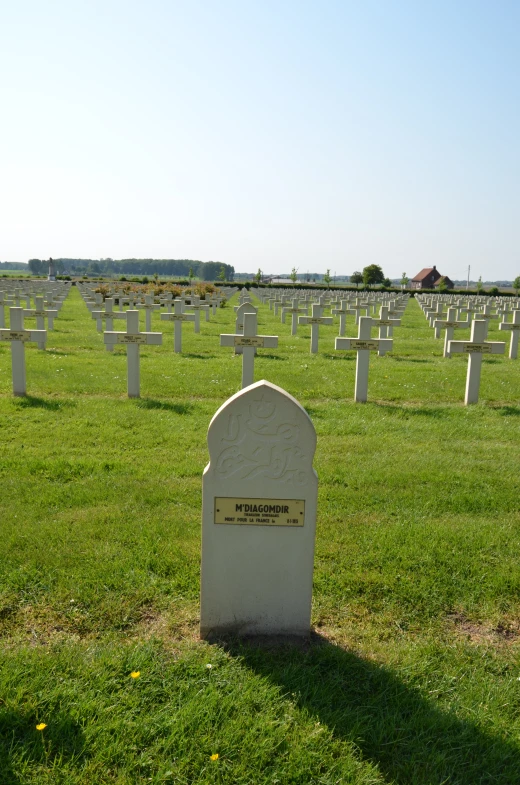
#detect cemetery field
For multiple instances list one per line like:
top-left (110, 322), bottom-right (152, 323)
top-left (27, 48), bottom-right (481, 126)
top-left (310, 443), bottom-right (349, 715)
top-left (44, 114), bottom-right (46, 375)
top-left (1, 287), bottom-right (520, 784)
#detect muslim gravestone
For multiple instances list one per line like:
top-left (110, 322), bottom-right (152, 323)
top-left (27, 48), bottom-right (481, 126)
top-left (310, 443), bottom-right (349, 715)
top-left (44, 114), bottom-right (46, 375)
top-left (200, 380), bottom-right (318, 639)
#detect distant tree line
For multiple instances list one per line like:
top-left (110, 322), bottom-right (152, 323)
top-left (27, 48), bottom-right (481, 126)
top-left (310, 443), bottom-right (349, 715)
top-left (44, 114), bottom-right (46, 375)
top-left (27, 258), bottom-right (235, 281)
top-left (0, 262), bottom-right (28, 270)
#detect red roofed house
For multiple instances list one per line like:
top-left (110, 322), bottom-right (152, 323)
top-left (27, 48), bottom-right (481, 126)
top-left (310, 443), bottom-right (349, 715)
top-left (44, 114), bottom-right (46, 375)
top-left (411, 265), bottom-right (443, 290)
top-left (434, 275), bottom-right (454, 290)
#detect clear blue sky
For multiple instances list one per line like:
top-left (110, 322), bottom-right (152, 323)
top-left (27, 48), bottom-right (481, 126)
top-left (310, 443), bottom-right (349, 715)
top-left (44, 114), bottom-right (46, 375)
top-left (1, 1), bottom-right (518, 279)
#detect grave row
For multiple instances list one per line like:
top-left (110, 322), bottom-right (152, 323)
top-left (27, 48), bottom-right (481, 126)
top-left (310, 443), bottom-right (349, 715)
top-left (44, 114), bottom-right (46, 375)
top-left (1, 295), bottom-right (516, 405)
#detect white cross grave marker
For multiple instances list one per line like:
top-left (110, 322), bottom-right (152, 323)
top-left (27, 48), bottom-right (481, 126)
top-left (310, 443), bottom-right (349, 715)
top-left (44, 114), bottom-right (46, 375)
top-left (220, 312), bottom-right (278, 388)
top-left (298, 304), bottom-right (333, 353)
top-left (281, 298), bottom-right (306, 336)
top-left (0, 308), bottom-right (46, 396)
top-left (160, 299), bottom-right (195, 353)
top-left (104, 310), bottom-right (162, 398)
top-left (448, 319), bottom-right (505, 404)
top-left (499, 309), bottom-right (520, 360)
top-left (433, 307), bottom-right (469, 357)
top-left (234, 302), bottom-right (258, 355)
top-left (335, 316), bottom-right (392, 402)
top-left (200, 379), bottom-right (318, 638)
top-left (137, 294), bottom-right (161, 332)
top-left (92, 298), bottom-right (126, 352)
top-left (22, 296), bottom-right (57, 350)
top-left (373, 304), bottom-right (401, 356)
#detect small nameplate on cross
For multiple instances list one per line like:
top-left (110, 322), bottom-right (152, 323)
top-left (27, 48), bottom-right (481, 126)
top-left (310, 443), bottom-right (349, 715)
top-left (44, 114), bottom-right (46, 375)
top-left (214, 497), bottom-right (305, 526)
top-left (0, 330), bottom-right (30, 342)
top-left (349, 340), bottom-right (379, 350)
top-left (464, 343), bottom-right (492, 353)
top-left (117, 334), bottom-right (148, 344)
top-left (233, 336), bottom-right (265, 347)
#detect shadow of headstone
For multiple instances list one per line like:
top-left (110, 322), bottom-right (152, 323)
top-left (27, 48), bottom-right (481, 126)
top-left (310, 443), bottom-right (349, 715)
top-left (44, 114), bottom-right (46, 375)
top-left (219, 634), bottom-right (520, 785)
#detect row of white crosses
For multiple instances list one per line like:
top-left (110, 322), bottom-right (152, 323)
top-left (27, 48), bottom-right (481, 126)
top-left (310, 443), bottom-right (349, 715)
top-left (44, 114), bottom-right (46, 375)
top-left (418, 294), bottom-right (520, 361)
top-left (0, 287), bottom-right (67, 333)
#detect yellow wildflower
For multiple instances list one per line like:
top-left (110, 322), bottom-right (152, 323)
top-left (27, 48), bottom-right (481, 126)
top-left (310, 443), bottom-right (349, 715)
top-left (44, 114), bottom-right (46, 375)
top-left (130, 671), bottom-right (140, 679)
top-left (210, 753), bottom-right (219, 761)
top-left (36, 723), bottom-right (47, 731)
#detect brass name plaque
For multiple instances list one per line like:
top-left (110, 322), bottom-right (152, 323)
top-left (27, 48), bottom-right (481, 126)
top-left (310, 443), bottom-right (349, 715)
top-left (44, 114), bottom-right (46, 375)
top-left (464, 343), bottom-right (492, 353)
top-left (349, 340), bottom-right (379, 350)
top-left (0, 330), bottom-right (29, 342)
top-left (117, 334), bottom-right (148, 344)
top-left (214, 497), bottom-right (305, 526)
top-left (233, 337), bottom-right (264, 347)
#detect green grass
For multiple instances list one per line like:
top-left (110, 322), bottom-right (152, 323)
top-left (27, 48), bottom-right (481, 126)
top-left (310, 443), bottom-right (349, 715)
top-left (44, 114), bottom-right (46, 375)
top-left (1, 288), bottom-right (519, 784)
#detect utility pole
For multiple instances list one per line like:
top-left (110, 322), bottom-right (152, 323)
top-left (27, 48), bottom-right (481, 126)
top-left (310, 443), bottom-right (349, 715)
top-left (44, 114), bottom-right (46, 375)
top-left (467, 265), bottom-right (470, 291)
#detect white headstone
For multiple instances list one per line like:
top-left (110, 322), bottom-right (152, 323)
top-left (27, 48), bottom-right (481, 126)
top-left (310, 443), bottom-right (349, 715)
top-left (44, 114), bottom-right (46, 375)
top-left (200, 380), bottom-right (318, 638)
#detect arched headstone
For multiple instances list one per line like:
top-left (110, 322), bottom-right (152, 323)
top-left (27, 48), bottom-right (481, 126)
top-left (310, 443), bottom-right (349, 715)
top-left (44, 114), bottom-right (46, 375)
top-left (200, 380), bottom-right (317, 638)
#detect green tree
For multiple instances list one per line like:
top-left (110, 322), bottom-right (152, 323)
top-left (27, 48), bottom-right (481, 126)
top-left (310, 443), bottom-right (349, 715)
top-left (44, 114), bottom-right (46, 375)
top-left (476, 275), bottom-right (483, 293)
top-left (513, 276), bottom-right (520, 295)
top-left (254, 268), bottom-right (262, 284)
top-left (323, 269), bottom-right (331, 287)
top-left (290, 267), bottom-right (298, 284)
top-left (362, 264), bottom-right (385, 288)
top-left (218, 265), bottom-right (226, 282)
top-left (382, 277), bottom-right (392, 288)
top-left (28, 258), bottom-right (44, 275)
top-left (438, 278), bottom-right (448, 293)
top-left (350, 271), bottom-right (363, 288)
top-left (400, 272), bottom-right (409, 288)
top-left (188, 266), bottom-right (194, 284)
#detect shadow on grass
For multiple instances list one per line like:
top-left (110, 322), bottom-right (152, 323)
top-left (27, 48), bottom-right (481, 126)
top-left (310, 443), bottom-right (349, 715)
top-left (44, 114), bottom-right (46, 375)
top-left (0, 707), bottom-right (87, 784)
top-left (323, 353), bottom-right (355, 361)
top-left (220, 635), bottom-right (520, 785)
top-left (259, 354), bottom-right (286, 361)
top-left (372, 402), bottom-right (447, 418)
top-left (136, 398), bottom-right (194, 414)
top-left (494, 405), bottom-right (520, 416)
top-left (182, 353), bottom-right (217, 360)
top-left (14, 396), bottom-right (76, 411)
top-left (390, 357), bottom-right (434, 363)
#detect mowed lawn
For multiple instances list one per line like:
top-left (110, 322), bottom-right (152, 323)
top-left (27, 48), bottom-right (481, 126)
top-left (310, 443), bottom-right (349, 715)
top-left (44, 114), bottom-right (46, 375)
top-left (1, 286), bottom-right (519, 785)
